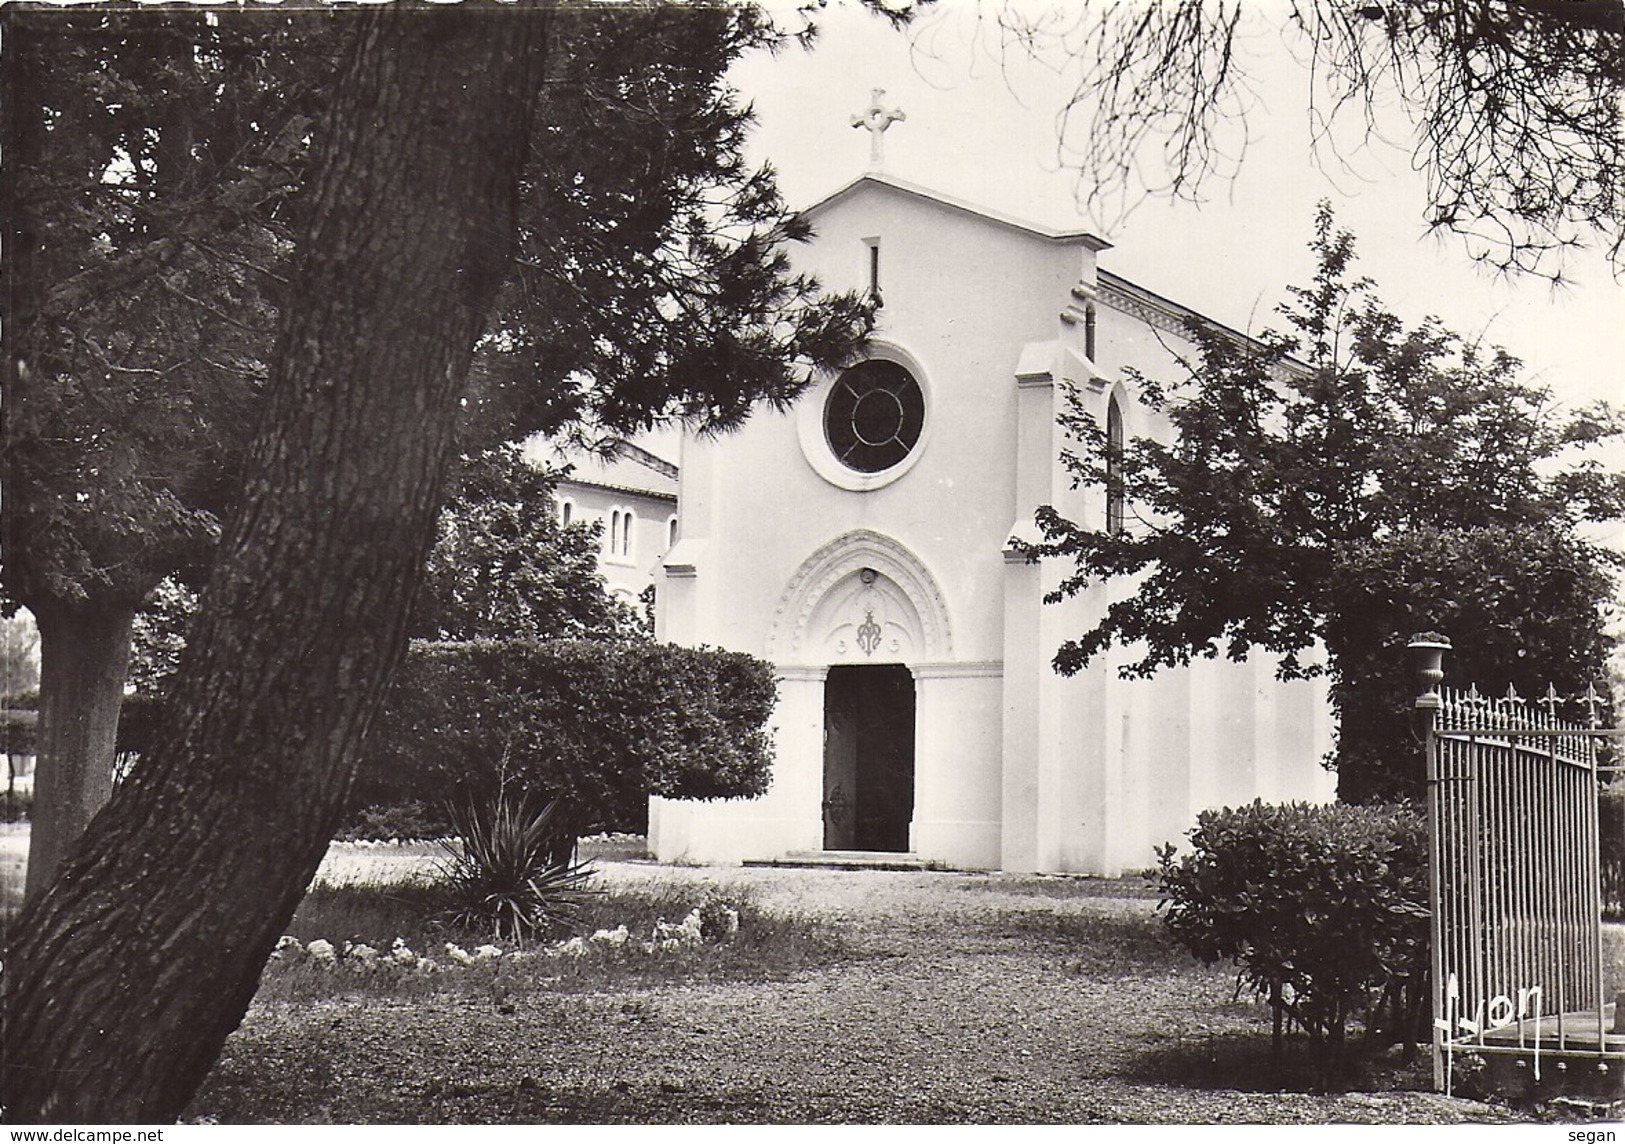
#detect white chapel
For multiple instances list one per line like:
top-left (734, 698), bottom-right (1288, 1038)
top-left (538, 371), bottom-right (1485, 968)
top-left (648, 105), bottom-right (1336, 876)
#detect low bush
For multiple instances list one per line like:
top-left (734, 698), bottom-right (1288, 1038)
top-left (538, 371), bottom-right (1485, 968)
top-left (118, 639), bottom-right (779, 845)
top-left (0, 789), bottom-right (30, 823)
top-left (1156, 800), bottom-right (1429, 1082)
top-left (0, 709), bottom-right (36, 756)
top-left (336, 801), bottom-right (447, 843)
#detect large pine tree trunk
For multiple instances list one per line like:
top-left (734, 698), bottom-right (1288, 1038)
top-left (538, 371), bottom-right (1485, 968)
top-left (2, 7), bottom-right (549, 1122)
top-left (24, 603), bottom-right (133, 899)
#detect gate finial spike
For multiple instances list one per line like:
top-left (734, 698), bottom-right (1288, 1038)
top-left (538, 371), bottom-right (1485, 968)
top-left (1538, 682), bottom-right (1562, 716)
top-left (1584, 681), bottom-right (1603, 729)
top-left (1505, 682), bottom-right (1524, 704)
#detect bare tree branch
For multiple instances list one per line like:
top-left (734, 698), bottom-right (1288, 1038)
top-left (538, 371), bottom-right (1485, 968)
top-left (979, 0), bottom-right (1622, 279)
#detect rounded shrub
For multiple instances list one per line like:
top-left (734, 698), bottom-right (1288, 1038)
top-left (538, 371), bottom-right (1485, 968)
top-left (1156, 799), bottom-right (1429, 1080)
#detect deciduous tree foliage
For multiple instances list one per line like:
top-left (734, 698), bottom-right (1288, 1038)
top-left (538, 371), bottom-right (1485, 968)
top-left (978, 0), bottom-right (1623, 278)
top-left (2, 2), bottom-right (871, 897)
top-left (0, 615), bottom-right (41, 701)
top-left (2, 2), bottom-right (873, 1120)
top-left (119, 444), bottom-right (640, 758)
top-left (1325, 524), bottom-right (1617, 800)
top-left (0, 7), bottom-right (328, 894)
top-left (413, 444), bottom-right (643, 644)
top-left (1026, 206), bottom-right (1623, 801)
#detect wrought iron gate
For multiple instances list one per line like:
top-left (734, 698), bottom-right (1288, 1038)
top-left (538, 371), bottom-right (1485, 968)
top-left (1414, 636), bottom-right (1622, 1095)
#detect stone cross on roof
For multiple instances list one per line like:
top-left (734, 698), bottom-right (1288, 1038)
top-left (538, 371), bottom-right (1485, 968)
top-left (851, 89), bottom-right (905, 171)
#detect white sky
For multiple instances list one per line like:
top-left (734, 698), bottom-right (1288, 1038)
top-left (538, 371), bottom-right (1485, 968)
top-left (731, 0), bottom-right (1623, 421)
top-left (723, 0), bottom-right (1623, 555)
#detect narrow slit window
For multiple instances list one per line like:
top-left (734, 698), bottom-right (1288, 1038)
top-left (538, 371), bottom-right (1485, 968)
top-left (1106, 396), bottom-right (1125, 535)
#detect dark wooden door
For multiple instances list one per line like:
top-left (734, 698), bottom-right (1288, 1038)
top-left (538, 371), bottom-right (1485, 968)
top-left (823, 664), bottom-right (915, 852)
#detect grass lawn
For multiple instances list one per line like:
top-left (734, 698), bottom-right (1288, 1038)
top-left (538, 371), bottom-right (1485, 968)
top-left (181, 848), bottom-right (1537, 1124)
top-left (0, 827), bottom-right (1557, 1124)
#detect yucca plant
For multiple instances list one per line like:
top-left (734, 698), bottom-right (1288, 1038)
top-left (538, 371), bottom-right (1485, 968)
top-left (437, 790), bottom-right (595, 941)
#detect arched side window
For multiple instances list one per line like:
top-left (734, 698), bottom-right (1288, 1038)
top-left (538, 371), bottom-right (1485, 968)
top-left (607, 509), bottom-right (622, 557)
top-left (558, 498), bottom-right (574, 528)
top-left (1106, 395), bottom-right (1125, 535)
top-left (667, 514), bottom-right (678, 550)
top-left (620, 507), bottom-right (635, 559)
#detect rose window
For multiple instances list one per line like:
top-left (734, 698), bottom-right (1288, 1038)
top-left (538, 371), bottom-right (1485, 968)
top-left (823, 360), bottom-right (925, 474)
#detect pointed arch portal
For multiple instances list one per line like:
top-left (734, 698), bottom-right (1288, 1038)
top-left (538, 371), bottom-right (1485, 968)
top-left (771, 530), bottom-right (950, 854)
top-left (768, 529), bottom-right (952, 665)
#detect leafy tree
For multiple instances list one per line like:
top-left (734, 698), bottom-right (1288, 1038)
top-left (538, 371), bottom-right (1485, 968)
top-left (123, 443), bottom-right (638, 717)
top-left (1, 4), bottom-right (871, 1122)
top-left (4, 3), bottom-right (538, 1114)
top-left (414, 444), bottom-right (642, 643)
top-left (1026, 205), bottom-right (1623, 802)
top-left (1326, 525), bottom-right (1617, 800)
top-left (0, 614), bottom-right (42, 701)
top-left (3, 1), bottom-right (870, 896)
top-left (981, 0), bottom-right (1623, 278)
top-left (127, 577), bottom-right (200, 699)
top-left (1, 7), bottom-right (329, 895)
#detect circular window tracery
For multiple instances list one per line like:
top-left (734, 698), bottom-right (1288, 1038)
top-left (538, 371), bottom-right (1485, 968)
top-left (823, 360), bottom-right (925, 474)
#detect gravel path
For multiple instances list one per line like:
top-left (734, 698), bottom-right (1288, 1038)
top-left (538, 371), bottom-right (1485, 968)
top-left (187, 842), bottom-right (1533, 1125)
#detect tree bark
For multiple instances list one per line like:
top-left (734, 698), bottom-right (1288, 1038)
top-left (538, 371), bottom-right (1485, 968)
top-left (24, 604), bottom-right (133, 900)
top-left (2, 6), bottom-right (549, 1123)
top-left (2, 13), bottom-right (195, 905)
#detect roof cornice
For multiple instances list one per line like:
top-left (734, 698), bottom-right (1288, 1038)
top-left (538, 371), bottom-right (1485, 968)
top-left (1097, 270), bottom-right (1307, 377)
top-left (801, 173), bottom-right (1112, 252)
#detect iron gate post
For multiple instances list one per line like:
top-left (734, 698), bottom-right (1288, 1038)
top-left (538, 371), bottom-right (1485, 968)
top-left (1409, 633), bottom-right (1451, 1091)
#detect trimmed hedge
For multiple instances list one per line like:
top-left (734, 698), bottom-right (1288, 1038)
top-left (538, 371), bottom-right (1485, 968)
top-left (349, 639), bottom-right (777, 840)
top-left (1156, 800), bottom-right (1430, 1078)
top-left (0, 708), bottom-right (37, 756)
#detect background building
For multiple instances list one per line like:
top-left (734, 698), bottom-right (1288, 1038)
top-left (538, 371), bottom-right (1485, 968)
top-left (524, 437), bottom-right (678, 612)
